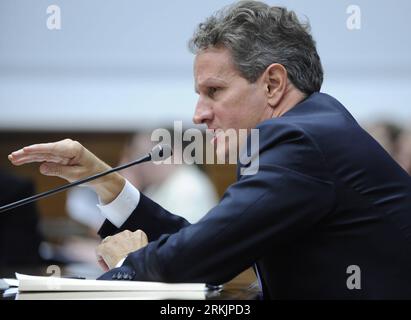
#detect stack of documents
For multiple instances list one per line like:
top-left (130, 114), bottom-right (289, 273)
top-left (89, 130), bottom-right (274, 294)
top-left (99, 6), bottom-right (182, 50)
top-left (1, 273), bottom-right (206, 300)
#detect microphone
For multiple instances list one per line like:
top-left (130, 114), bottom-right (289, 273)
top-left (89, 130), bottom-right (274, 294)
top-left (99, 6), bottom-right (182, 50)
top-left (0, 144), bottom-right (173, 214)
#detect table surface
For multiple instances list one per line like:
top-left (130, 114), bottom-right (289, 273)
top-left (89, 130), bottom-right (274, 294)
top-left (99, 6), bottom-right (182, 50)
top-left (0, 265), bottom-right (260, 300)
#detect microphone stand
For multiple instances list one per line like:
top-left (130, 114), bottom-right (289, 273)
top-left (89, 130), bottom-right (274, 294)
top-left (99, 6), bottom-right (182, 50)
top-left (0, 153), bottom-right (152, 214)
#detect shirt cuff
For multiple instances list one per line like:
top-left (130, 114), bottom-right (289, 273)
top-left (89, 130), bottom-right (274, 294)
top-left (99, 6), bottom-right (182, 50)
top-left (116, 258), bottom-right (126, 268)
top-left (97, 180), bottom-right (140, 228)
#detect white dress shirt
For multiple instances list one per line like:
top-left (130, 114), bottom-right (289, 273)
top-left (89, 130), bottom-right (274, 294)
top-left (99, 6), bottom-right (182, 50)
top-left (97, 180), bottom-right (140, 228)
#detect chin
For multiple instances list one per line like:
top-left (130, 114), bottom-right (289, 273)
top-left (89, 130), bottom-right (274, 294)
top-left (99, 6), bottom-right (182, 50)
top-left (215, 138), bottom-right (238, 165)
top-left (215, 143), bottom-right (227, 163)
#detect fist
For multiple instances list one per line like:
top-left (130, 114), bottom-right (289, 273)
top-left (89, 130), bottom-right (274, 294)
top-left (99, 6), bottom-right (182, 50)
top-left (96, 230), bottom-right (148, 271)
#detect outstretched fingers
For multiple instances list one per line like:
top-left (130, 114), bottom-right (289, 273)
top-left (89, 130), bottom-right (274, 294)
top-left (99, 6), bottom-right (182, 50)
top-left (8, 139), bottom-right (82, 165)
top-left (8, 153), bottom-right (71, 166)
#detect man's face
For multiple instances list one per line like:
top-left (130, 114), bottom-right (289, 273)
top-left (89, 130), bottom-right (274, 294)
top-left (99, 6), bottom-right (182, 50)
top-left (193, 47), bottom-right (272, 157)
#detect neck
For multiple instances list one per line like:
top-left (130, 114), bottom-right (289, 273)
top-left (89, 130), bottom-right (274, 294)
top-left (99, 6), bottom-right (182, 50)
top-left (272, 85), bottom-right (307, 118)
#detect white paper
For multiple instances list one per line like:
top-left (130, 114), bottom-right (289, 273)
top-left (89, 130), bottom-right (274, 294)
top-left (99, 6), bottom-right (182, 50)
top-left (15, 273), bottom-right (206, 293)
top-left (2, 278), bottom-right (18, 287)
top-left (16, 290), bottom-right (205, 300)
top-left (2, 287), bottom-right (19, 298)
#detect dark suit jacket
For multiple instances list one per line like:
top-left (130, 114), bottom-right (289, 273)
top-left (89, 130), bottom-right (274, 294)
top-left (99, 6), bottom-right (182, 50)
top-left (98, 92), bottom-right (411, 299)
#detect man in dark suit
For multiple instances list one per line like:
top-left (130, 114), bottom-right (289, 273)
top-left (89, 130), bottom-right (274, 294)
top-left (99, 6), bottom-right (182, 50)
top-left (8, 1), bottom-right (411, 299)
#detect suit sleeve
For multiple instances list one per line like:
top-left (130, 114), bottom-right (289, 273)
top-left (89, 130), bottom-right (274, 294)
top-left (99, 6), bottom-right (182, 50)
top-left (98, 122), bottom-right (337, 284)
top-left (98, 192), bottom-right (191, 241)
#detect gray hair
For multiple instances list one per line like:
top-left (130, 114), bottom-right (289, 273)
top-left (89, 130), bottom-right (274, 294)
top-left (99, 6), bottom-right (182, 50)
top-left (188, 1), bottom-right (323, 95)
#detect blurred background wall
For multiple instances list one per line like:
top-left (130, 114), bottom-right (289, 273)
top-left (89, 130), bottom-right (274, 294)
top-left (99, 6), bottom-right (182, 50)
top-left (0, 0), bottom-right (410, 273)
top-left (1, 0), bottom-right (411, 130)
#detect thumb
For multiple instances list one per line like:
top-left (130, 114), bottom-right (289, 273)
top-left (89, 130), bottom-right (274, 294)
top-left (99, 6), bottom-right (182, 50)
top-left (134, 229), bottom-right (148, 244)
top-left (97, 256), bottom-right (110, 272)
top-left (40, 162), bottom-right (71, 179)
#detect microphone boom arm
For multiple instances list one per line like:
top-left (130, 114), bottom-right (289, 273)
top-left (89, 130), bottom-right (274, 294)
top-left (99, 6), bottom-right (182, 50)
top-left (0, 153), bottom-right (152, 214)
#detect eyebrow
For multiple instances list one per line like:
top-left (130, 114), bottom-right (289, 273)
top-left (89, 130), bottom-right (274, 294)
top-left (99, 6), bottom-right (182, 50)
top-left (194, 77), bottom-right (228, 93)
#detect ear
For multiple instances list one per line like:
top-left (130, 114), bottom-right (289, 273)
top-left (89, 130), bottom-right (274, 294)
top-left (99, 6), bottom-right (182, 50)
top-left (263, 63), bottom-right (288, 107)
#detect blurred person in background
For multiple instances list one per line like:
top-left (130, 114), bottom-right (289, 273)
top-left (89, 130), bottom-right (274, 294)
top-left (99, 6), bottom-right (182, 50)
top-left (365, 121), bottom-right (411, 175)
top-left (66, 186), bottom-right (104, 233)
top-left (119, 133), bottom-right (218, 224)
top-left (365, 121), bottom-right (402, 156)
top-left (0, 169), bottom-right (43, 269)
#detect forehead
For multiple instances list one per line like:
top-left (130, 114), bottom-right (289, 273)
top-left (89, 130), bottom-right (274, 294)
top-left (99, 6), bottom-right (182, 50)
top-left (194, 47), bottom-right (239, 85)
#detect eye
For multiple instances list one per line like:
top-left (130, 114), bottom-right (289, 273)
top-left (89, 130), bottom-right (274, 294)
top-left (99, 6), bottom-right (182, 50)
top-left (207, 87), bottom-right (219, 98)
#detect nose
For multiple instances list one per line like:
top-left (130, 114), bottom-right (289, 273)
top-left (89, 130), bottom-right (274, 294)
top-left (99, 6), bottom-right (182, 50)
top-left (193, 97), bottom-right (213, 125)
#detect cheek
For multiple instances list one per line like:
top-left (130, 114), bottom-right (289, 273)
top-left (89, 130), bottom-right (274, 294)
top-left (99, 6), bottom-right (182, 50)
top-left (244, 88), bottom-right (267, 118)
top-left (234, 91), bottom-right (265, 127)
top-left (245, 86), bottom-right (266, 109)
top-left (213, 102), bottom-right (235, 126)
top-left (216, 85), bottom-right (265, 129)
top-left (216, 108), bottom-right (243, 129)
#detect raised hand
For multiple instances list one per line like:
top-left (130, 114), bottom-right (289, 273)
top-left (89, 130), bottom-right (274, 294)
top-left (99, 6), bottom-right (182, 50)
top-left (8, 138), bottom-right (125, 204)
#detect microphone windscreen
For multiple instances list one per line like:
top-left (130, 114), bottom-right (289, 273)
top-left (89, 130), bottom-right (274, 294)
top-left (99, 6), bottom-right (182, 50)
top-left (150, 144), bottom-right (173, 162)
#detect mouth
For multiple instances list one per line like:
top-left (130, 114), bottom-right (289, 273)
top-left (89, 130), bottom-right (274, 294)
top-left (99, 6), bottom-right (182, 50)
top-left (208, 128), bottom-right (220, 145)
